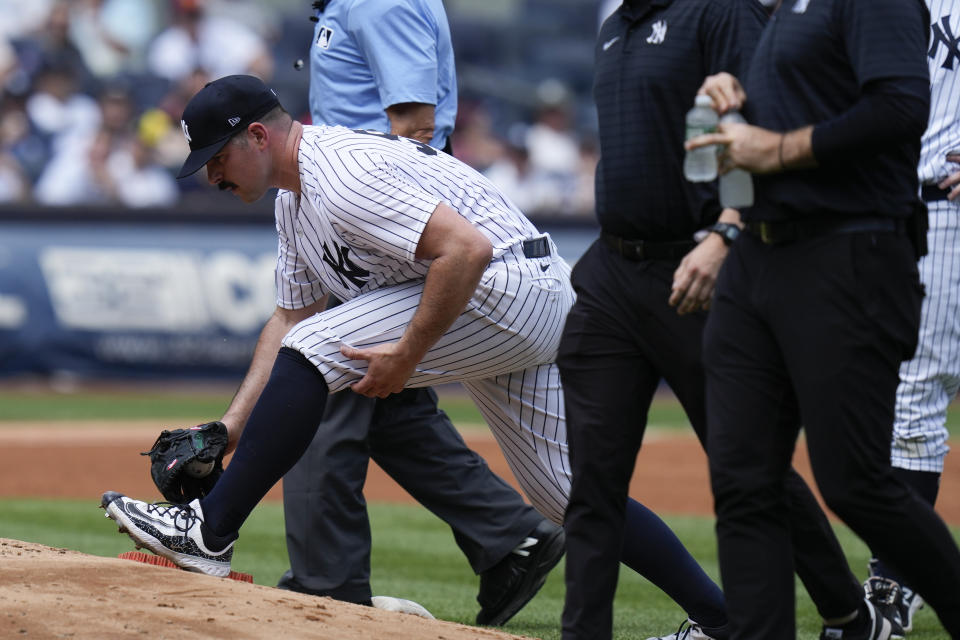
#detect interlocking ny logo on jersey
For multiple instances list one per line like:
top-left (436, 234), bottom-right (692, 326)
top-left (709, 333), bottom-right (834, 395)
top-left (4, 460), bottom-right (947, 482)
top-left (322, 242), bottom-right (369, 289)
top-left (930, 15), bottom-right (960, 70)
top-left (646, 20), bottom-right (667, 45)
top-left (316, 25), bottom-right (334, 49)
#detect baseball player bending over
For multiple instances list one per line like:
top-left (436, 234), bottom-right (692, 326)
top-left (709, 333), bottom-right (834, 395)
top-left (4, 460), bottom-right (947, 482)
top-left (278, 0), bottom-right (561, 627)
top-left (101, 75), bottom-right (579, 592)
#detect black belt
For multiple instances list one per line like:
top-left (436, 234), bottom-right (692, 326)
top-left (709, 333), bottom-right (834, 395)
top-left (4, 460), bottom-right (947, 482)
top-left (744, 216), bottom-right (906, 245)
top-left (601, 232), bottom-right (697, 261)
top-left (921, 184), bottom-right (950, 202)
top-left (522, 236), bottom-right (551, 258)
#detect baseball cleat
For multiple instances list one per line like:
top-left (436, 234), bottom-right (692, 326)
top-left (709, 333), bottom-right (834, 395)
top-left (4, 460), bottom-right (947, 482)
top-left (475, 520), bottom-right (565, 626)
top-left (897, 585), bottom-right (923, 633)
top-left (863, 577), bottom-right (906, 638)
top-left (100, 491), bottom-right (235, 577)
top-left (867, 560), bottom-right (923, 633)
top-left (646, 618), bottom-right (723, 640)
top-left (819, 599), bottom-right (893, 640)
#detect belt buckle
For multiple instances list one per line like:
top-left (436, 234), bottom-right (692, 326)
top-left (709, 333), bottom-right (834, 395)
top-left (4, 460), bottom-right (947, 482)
top-left (759, 222), bottom-right (774, 245)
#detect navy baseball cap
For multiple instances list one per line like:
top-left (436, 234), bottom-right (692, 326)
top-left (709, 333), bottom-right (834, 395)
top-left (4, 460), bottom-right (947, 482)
top-left (177, 75), bottom-right (281, 178)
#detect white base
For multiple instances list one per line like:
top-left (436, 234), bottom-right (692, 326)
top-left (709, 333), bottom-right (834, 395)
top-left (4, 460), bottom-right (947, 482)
top-left (371, 596), bottom-right (435, 619)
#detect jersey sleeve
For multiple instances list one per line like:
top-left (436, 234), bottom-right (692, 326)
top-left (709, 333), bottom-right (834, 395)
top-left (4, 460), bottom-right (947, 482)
top-left (274, 190), bottom-right (328, 309)
top-left (349, 0), bottom-right (438, 109)
top-left (839, 0), bottom-right (930, 88)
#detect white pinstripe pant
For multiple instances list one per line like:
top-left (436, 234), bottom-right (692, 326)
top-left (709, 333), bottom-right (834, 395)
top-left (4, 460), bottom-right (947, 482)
top-left (892, 201), bottom-right (960, 472)
top-left (283, 248), bottom-right (575, 523)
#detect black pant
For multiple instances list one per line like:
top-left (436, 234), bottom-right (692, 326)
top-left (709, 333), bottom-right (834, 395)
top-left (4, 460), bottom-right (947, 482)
top-left (703, 230), bottom-right (960, 639)
top-left (279, 387), bottom-right (543, 603)
top-left (558, 239), bottom-right (862, 638)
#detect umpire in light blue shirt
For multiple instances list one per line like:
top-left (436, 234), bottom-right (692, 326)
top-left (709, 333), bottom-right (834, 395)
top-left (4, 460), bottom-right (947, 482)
top-left (276, 0), bottom-right (563, 628)
top-left (308, 0), bottom-right (457, 152)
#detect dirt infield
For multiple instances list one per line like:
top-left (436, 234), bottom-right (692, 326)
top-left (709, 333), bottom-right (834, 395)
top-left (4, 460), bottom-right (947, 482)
top-left (0, 421), bottom-right (957, 639)
top-left (1, 421), bottom-right (958, 522)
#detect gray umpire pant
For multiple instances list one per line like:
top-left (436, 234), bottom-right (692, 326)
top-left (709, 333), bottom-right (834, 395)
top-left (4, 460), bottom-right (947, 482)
top-left (278, 386), bottom-right (544, 604)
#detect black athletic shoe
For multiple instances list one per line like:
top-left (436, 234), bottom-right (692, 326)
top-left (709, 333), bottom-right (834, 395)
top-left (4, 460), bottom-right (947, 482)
top-left (896, 584), bottom-right (924, 633)
top-left (475, 520), bottom-right (565, 626)
top-left (646, 618), bottom-right (727, 639)
top-left (867, 560), bottom-right (924, 633)
top-left (276, 570), bottom-right (373, 606)
top-left (864, 577), bottom-right (906, 638)
top-left (820, 599), bottom-right (893, 640)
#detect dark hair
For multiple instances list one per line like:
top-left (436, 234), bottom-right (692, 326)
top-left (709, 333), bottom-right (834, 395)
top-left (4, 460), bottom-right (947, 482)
top-left (259, 104), bottom-right (291, 126)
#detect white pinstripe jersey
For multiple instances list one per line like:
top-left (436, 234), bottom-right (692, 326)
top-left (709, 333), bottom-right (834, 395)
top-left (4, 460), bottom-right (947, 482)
top-left (890, 0), bottom-right (960, 472)
top-left (918, 0), bottom-right (960, 185)
top-left (274, 125), bottom-right (542, 309)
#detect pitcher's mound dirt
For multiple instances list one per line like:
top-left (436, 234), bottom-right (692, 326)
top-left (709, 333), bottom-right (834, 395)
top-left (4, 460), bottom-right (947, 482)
top-left (0, 539), bottom-right (532, 640)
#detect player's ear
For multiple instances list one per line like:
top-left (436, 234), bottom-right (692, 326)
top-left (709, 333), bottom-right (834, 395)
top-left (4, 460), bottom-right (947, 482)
top-left (247, 122), bottom-right (269, 149)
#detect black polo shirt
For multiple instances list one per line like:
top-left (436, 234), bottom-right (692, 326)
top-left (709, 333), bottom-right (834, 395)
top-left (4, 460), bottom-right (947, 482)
top-left (594, 0), bottom-right (766, 241)
top-left (744, 0), bottom-right (930, 221)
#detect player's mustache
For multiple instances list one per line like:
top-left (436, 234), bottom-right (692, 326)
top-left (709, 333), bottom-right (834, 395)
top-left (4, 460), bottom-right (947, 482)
top-left (219, 181), bottom-right (239, 191)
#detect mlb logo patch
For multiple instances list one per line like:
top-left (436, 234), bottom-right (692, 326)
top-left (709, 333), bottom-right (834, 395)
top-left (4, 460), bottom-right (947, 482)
top-left (316, 25), bottom-right (334, 49)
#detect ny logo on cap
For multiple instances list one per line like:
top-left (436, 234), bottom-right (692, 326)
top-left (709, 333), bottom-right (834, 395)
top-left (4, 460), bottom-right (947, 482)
top-left (228, 117), bottom-right (241, 127)
top-left (180, 119), bottom-right (191, 143)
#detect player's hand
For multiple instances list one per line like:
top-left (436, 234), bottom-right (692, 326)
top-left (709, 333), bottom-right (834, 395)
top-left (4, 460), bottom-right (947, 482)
top-left (341, 342), bottom-right (419, 398)
top-left (686, 123), bottom-right (782, 174)
top-left (669, 233), bottom-right (728, 314)
top-left (942, 153), bottom-right (960, 201)
top-left (697, 72), bottom-right (746, 114)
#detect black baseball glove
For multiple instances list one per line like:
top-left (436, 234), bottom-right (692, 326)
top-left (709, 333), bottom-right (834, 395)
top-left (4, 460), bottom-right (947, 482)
top-left (141, 421), bottom-right (229, 503)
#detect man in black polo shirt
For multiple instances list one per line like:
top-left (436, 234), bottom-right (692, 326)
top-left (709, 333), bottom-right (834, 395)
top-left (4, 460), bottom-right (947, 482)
top-left (557, 1), bottom-right (876, 639)
top-left (687, 0), bottom-right (960, 638)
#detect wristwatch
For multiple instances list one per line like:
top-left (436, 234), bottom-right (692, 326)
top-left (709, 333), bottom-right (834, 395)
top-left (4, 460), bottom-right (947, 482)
top-left (695, 222), bottom-right (741, 246)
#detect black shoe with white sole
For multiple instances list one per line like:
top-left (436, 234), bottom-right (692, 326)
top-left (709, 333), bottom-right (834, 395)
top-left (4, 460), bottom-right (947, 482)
top-left (820, 600), bottom-right (893, 640)
top-left (863, 577), bottom-right (906, 638)
top-left (475, 520), bottom-right (565, 626)
top-left (867, 559), bottom-right (924, 633)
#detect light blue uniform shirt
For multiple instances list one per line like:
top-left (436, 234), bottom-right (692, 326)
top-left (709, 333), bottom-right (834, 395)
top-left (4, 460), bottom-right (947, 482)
top-left (309, 0), bottom-right (456, 150)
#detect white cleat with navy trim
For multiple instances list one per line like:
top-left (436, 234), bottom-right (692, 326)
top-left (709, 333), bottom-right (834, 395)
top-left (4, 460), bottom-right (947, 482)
top-left (101, 491), bottom-right (235, 577)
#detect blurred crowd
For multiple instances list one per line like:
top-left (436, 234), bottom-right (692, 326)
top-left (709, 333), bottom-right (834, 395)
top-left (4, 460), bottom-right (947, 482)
top-left (0, 0), bottom-right (598, 219)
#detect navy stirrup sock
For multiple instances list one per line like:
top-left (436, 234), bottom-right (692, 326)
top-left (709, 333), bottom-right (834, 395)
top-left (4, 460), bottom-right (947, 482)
top-left (201, 347), bottom-right (330, 536)
top-left (621, 499), bottom-right (727, 630)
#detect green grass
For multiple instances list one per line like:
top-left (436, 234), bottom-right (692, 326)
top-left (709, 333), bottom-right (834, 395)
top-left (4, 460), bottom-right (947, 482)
top-left (0, 388), bottom-right (234, 422)
top-left (1, 497), bottom-right (955, 640)
top-left (3, 386), bottom-right (958, 438)
top-left (1, 386), bottom-right (958, 637)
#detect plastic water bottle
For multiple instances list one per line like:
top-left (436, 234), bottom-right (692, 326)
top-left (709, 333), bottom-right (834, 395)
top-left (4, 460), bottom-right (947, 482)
top-left (718, 111), bottom-right (754, 208)
top-left (683, 95), bottom-right (718, 182)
